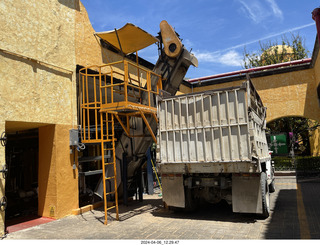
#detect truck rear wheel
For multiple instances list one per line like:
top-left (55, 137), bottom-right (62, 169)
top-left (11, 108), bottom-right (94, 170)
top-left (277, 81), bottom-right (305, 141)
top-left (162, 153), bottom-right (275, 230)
top-left (261, 172), bottom-right (270, 218)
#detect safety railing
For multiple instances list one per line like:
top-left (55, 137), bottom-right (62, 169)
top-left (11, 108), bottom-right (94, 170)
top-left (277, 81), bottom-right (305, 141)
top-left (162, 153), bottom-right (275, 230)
top-left (79, 60), bottom-right (162, 143)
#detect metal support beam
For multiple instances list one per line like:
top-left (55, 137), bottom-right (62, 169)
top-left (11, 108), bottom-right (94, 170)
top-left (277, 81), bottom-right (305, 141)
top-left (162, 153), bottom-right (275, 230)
top-left (139, 109), bottom-right (157, 143)
top-left (114, 114), bottom-right (130, 136)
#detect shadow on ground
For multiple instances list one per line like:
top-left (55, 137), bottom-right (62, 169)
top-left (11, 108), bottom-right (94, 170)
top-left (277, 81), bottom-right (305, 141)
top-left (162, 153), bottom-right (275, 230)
top-left (103, 196), bottom-right (260, 225)
top-left (264, 175), bottom-right (320, 239)
top-left (152, 200), bottom-right (260, 224)
top-left (264, 189), bottom-right (300, 239)
top-left (91, 176), bottom-right (320, 239)
top-left (92, 198), bottom-right (164, 224)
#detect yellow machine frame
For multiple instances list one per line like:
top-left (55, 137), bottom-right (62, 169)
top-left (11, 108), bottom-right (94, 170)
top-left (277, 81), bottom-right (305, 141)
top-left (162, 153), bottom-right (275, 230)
top-left (79, 59), bottom-right (161, 224)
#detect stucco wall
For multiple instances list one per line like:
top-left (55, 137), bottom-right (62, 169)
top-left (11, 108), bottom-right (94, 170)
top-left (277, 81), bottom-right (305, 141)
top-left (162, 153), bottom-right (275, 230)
top-left (254, 69), bottom-right (318, 122)
top-left (75, 1), bottom-right (106, 67)
top-left (0, 0), bottom-right (79, 235)
top-left (0, 0), bottom-right (77, 127)
top-left (38, 124), bottom-right (78, 219)
top-left (309, 41), bottom-right (320, 155)
top-left (191, 68), bottom-right (319, 123)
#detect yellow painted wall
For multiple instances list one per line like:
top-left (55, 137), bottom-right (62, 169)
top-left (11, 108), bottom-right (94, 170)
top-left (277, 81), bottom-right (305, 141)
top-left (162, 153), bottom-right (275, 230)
top-left (191, 68), bottom-right (318, 123)
top-left (39, 125), bottom-right (78, 219)
top-left (0, 0), bottom-right (79, 235)
top-left (314, 44), bottom-right (320, 89)
top-left (255, 69), bottom-right (318, 122)
top-left (0, 0), bottom-right (78, 126)
top-left (176, 83), bottom-right (192, 95)
top-left (309, 44), bottom-right (320, 155)
top-left (75, 1), bottom-right (108, 67)
top-left (190, 70), bottom-right (319, 155)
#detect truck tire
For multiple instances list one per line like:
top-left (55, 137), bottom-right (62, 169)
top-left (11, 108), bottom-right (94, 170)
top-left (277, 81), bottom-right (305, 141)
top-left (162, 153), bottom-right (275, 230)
top-left (261, 172), bottom-right (270, 218)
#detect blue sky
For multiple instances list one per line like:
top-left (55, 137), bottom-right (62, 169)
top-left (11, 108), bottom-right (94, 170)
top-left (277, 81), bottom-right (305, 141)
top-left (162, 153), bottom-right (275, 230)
top-left (81, 0), bottom-right (319, 79)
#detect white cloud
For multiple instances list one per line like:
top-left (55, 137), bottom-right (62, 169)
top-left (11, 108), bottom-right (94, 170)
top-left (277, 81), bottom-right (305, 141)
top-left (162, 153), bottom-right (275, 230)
top-left (219, 50), bottom-right (243, 66)
top-left (211, 23), bottom-right (315, 54)
top-left (239, 0), bottom-right (261, 24)
top-left (238, 0), bottom-right (283, 24)
top-left (192, 22), bottom-right (314, 69)
top-left (194, 50), bottom-right (243, 67)
top-left (266, 0), bottom-right (283, 19)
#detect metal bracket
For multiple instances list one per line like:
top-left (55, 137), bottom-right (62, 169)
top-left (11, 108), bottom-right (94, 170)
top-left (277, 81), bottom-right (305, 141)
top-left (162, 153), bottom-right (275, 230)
top-left (0, 196), bottom-right (7, 212)
top-left (0, 164), bottom-right (8, 179)
top-left (0, 132), bottom-right (6, 146)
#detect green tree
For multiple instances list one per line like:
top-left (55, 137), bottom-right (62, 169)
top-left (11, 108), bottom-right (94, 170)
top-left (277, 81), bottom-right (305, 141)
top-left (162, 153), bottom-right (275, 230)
top-left (243, 33), bottom-right (309, 69)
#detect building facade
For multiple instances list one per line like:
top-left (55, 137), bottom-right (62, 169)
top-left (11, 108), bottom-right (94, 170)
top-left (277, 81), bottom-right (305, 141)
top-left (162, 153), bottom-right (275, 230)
top-left (0, 0), bottom-right (132, 235)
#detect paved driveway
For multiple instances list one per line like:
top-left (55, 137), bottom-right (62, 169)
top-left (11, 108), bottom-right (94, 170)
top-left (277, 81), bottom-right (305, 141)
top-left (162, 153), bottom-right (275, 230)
top-left (4, 175), bottom-right (320, 240)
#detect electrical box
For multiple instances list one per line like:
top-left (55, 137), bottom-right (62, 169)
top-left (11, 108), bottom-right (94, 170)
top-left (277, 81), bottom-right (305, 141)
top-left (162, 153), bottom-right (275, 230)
top-left (69, 129), bottom-right (79, 146)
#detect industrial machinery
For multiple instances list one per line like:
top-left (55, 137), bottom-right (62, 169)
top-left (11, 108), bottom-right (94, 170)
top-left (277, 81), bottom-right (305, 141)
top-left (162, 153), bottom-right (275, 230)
top-left (78, 20), bottom-right (197, 224)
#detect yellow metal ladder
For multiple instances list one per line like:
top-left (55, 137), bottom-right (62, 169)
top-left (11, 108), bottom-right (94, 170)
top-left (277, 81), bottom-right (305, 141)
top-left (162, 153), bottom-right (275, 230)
top-left (100, 112), bottom-right (119, 225)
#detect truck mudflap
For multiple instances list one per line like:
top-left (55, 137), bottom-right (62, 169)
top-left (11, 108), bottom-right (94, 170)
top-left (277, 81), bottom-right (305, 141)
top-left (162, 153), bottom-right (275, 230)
top-left (161, 174), bottom-right (185, 208)
top-left (232, 173), bottom-right (263, 214)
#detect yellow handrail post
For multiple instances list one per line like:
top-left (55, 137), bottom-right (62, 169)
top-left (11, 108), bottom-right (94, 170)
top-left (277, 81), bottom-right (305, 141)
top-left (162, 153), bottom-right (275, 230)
top-left (124, 60), bottom-right (128, 103)
top-left (85, 68), bottom-right (91, 141)
top-left (81, 71), bottom-right (86, 141)
top-left (111, 70), bottom-right (114, 104)
top-left (147, 71), bottom-right (151, 107)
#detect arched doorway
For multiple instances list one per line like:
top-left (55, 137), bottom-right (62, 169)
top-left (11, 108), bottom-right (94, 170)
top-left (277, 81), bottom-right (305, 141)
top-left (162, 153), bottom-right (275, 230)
top-left (266, 116), bottom-right (320, 174)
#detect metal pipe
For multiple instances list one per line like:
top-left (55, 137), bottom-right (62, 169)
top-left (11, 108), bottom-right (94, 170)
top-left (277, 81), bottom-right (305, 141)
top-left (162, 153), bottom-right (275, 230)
top-left (187, 58), bottom-right (312, 84)
top-left (312, 8), bottom-right (320, 45)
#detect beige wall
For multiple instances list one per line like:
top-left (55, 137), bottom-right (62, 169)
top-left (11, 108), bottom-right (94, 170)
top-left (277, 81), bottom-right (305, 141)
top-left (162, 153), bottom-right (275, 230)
top-left (189, 64), bottom-right (319, 124)
top-left (0, 0), bottom-right (79, 235)
top-left (314, 43), bottom-right (320, 90)
top-left (309, 45), bottom-right (320, 155)
top-left (0, 0), bottom-right (78, 127)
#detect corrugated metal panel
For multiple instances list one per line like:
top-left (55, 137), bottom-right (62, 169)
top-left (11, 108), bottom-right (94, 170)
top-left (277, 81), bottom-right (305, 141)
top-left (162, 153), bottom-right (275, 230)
top-left (157, 81), bottom-right (269, 165)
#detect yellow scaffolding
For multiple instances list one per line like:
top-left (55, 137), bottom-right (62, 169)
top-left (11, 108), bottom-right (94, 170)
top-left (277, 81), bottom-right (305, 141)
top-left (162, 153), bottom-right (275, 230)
top-left (79, 60), bottom-right (161, 224)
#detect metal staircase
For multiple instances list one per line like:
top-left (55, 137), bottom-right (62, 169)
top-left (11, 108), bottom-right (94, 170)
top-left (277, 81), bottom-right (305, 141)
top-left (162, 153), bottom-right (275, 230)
top-left (79, 60), bottom-right (161, 224)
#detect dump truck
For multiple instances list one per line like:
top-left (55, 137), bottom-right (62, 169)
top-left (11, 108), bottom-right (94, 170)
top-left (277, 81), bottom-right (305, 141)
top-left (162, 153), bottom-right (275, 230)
top-left (157, 79), bottom-right (275, 217)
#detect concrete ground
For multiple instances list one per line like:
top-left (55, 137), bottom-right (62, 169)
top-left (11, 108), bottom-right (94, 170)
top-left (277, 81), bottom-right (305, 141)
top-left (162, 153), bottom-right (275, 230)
top-left (3, 175), bottom-right (320, 240)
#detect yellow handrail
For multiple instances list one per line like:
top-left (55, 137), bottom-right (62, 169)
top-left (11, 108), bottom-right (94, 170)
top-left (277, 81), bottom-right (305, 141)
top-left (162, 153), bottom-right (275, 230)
top-left (79, 60), bottom-right (162, 143)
